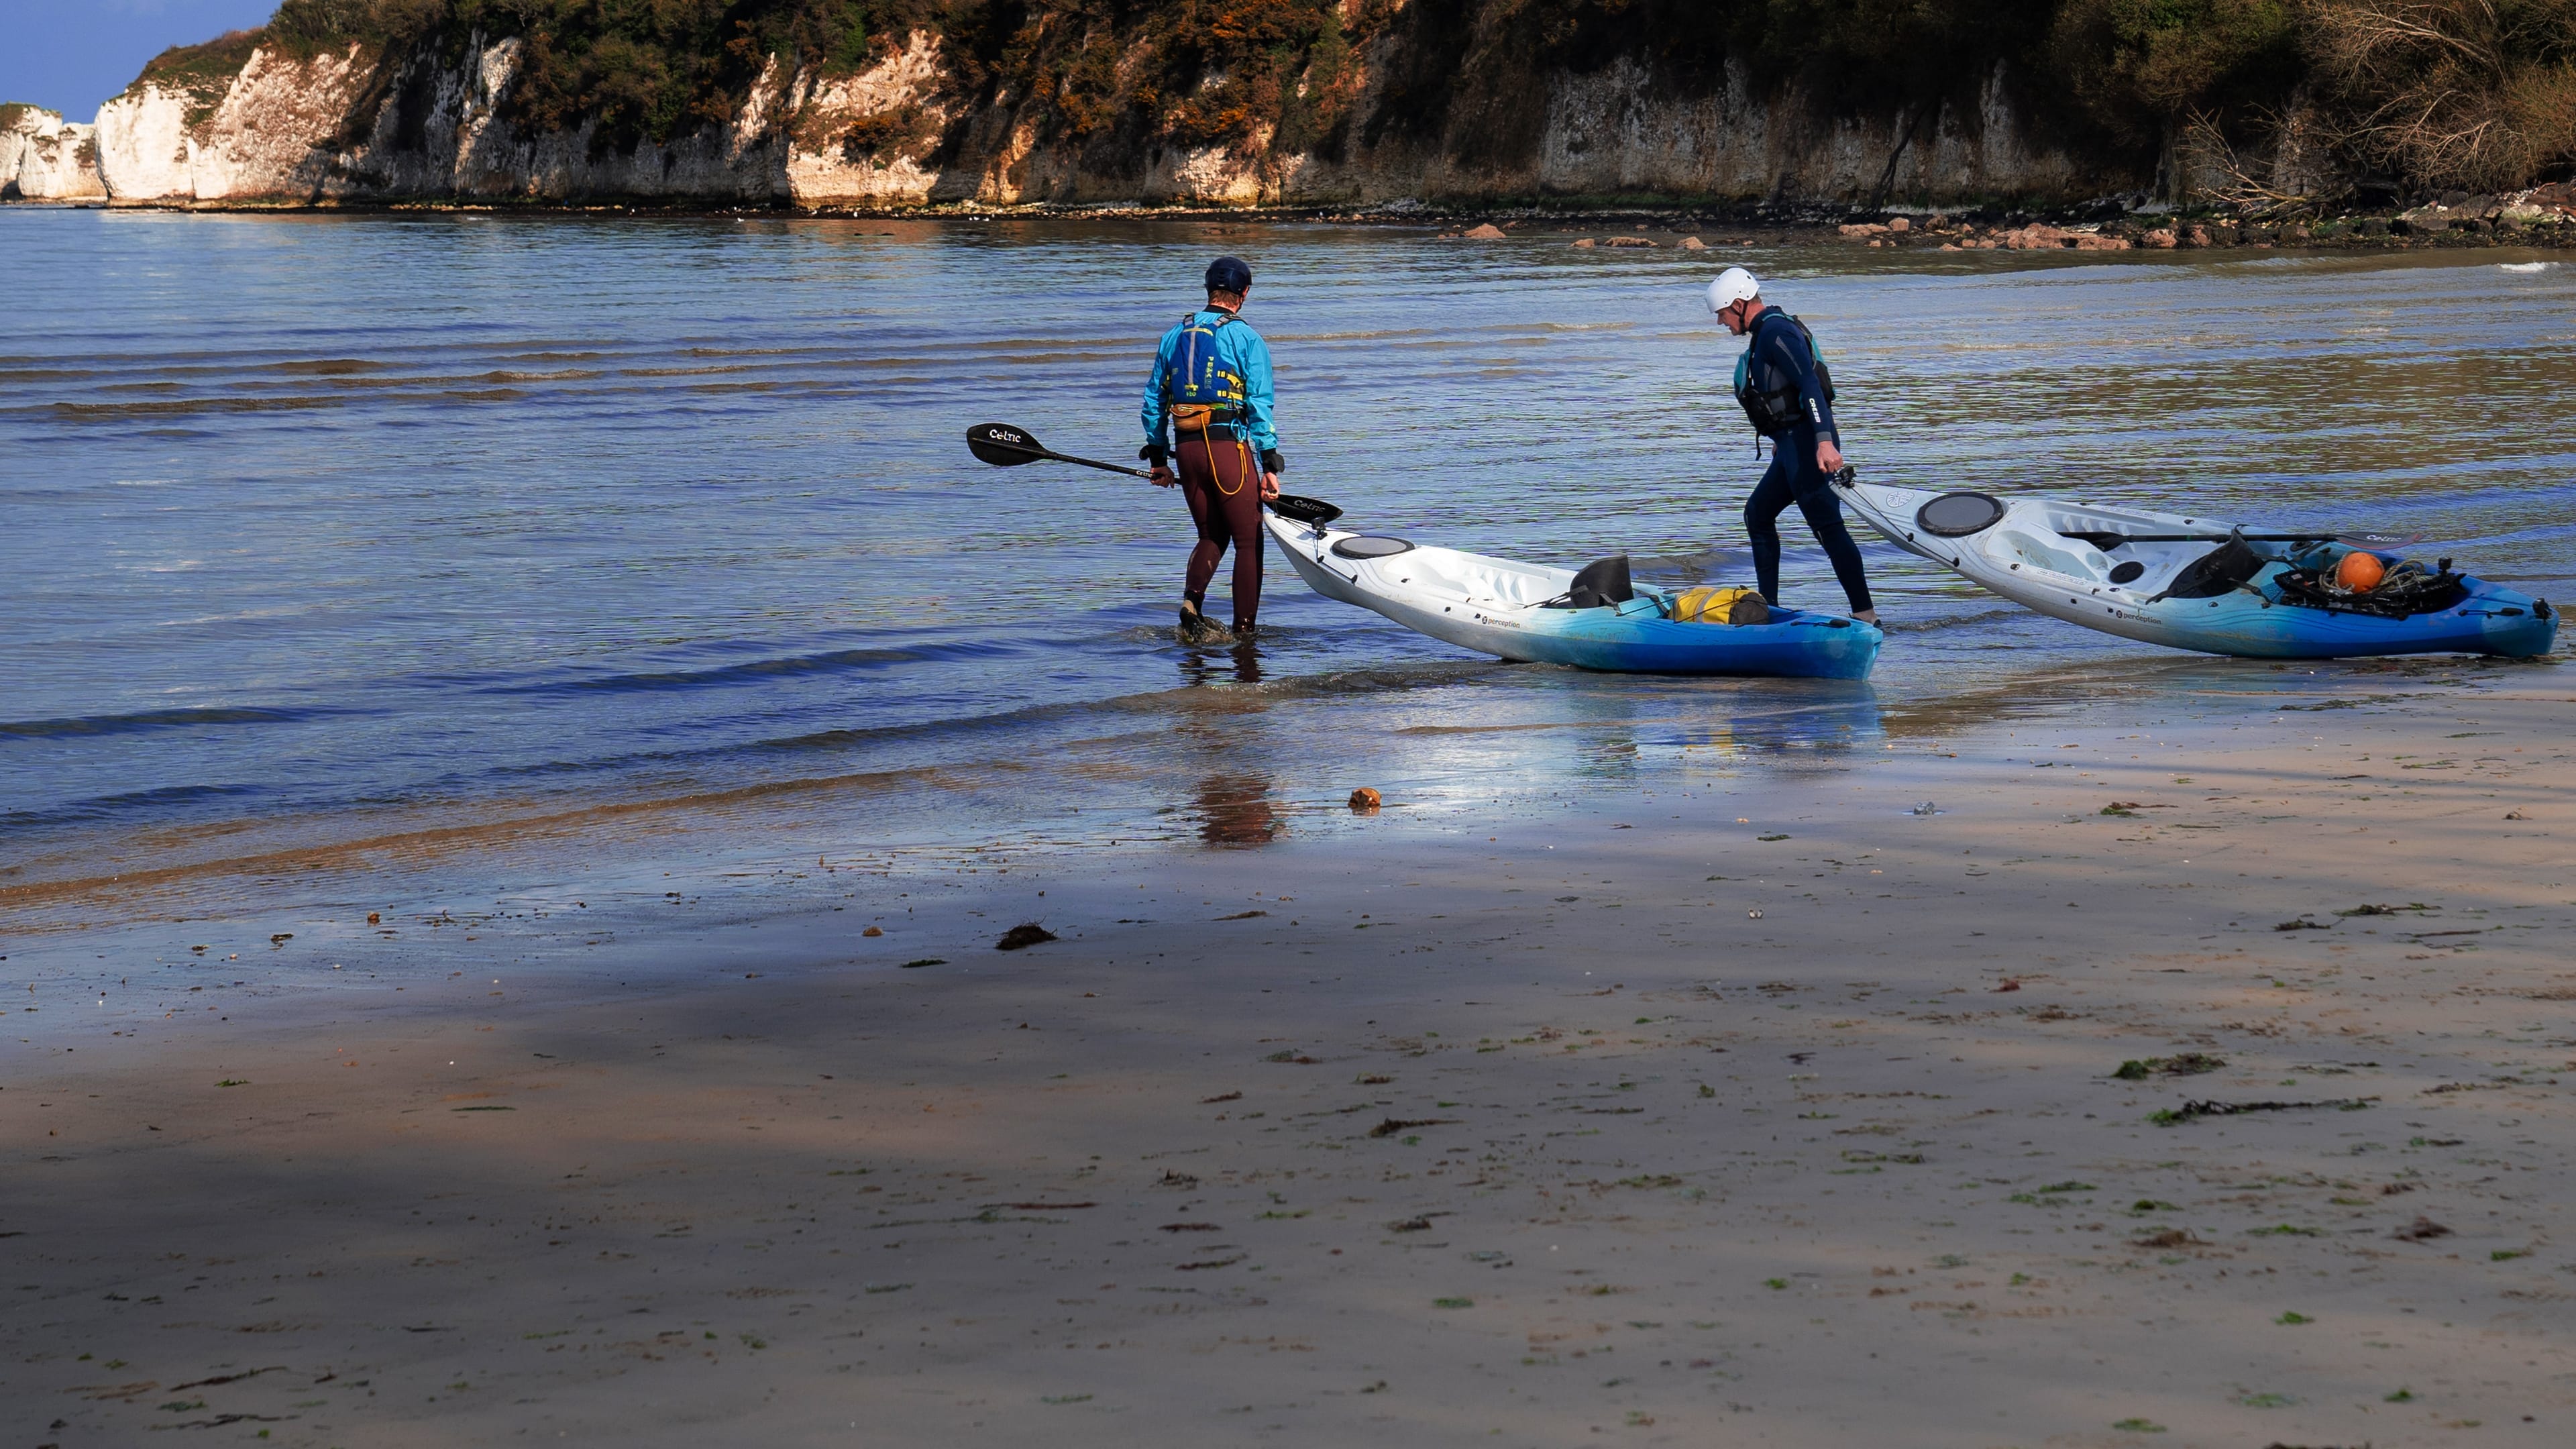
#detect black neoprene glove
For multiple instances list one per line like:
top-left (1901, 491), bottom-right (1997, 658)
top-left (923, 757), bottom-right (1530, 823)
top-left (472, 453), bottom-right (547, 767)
top-left (1140, 443), bottom-right (1169, 468)
top-left (1260, 448), bottom-right (1285, 474)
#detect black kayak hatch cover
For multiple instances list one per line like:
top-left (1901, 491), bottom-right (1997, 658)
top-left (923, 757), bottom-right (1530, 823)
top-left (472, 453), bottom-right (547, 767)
top-left (1331, 535), bottom-right (1415, 560)
top-left (1917, 492), bottom-right (2006, 537)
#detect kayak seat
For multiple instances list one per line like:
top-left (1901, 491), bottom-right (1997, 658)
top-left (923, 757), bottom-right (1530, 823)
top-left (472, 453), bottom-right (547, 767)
top-left (1997, 528), bottom-right (2096, 580)
top-left (2158, 531), bottom-right (2269, 600)
top-left (1545, 555), bottom-right (1633, 610)
top-left (1332, 536), bottom-right (1415, 560)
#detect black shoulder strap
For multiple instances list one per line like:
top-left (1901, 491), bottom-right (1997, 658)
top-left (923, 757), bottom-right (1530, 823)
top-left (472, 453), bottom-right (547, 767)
top-left (1750, 310), bottom-right (1797, 368)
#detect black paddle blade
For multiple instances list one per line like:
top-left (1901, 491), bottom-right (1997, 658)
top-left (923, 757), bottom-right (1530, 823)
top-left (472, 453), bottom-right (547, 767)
top-left (1267, 493), bottom-right (1342, 527)
top-left (967, 422), bottom-right (1046, 466)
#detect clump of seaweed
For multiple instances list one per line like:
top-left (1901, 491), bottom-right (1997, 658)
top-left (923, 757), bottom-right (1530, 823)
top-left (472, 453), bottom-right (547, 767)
top-left (2111, 1053), bottom-right (2226, 1080)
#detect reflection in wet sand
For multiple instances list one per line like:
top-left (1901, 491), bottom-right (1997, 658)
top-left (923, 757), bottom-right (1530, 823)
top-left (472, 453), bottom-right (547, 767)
top-left (1191, 773), bottom-right (1283, 845)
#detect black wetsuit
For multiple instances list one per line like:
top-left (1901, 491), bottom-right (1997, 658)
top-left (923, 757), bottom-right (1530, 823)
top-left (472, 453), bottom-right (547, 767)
top-left (1176, 433), bottom-right (1266, 624)
top-left (1741, 309), bottom-right (1874, 614)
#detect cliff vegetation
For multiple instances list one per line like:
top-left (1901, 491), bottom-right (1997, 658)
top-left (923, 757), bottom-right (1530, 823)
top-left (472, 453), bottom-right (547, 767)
top-left (93, 0), bottom-right (2576, 206)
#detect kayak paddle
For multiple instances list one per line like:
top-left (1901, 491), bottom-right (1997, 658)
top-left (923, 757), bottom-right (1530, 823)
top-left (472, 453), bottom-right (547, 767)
top-left (966, 421), bottom-right (1345, 527)
top-left (966, 422), bottom-right (1152, 478)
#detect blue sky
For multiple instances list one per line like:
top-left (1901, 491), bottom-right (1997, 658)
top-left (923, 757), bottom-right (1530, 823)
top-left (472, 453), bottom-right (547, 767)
top-left (1, 0), bottom-right (278, 118)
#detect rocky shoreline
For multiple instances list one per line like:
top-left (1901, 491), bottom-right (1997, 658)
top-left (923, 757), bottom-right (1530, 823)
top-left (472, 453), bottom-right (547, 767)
top-left (1433, 183), bottom-right (2576, 254)
top-left (15, 191), bottom-right (2576, 260)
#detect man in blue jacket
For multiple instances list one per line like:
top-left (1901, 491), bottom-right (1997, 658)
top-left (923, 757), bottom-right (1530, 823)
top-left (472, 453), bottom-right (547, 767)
top-left (1142, 256), bottom-right (1283, 639)
top-left (1711, 266), bottom-right (1877, 623)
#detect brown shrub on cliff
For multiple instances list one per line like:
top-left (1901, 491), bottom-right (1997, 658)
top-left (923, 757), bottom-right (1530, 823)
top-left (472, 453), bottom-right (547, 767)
top-left (2306, 0), bottom-right (2576, 193)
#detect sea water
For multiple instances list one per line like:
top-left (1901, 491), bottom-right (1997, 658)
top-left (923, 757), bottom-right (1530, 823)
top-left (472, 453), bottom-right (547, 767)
top-left (3, 210), bottom-right (2571, 908)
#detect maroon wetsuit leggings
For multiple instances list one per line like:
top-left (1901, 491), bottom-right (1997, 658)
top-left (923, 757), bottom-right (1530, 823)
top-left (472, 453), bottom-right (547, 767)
top-left (1177, 433), bottom-right (1265, 626)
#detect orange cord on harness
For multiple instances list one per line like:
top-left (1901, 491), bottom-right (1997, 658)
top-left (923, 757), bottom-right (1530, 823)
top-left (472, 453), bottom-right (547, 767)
top-left (1189, 412), bottom-right (1253, 498)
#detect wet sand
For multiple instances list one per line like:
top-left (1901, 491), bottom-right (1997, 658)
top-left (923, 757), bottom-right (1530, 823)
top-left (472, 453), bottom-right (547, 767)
top-left (6, 670), bottom-right (2572, 1447)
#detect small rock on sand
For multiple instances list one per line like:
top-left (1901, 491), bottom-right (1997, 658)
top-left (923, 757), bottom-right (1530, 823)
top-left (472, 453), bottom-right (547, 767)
top-left (1462, 223), bottom-right (1505, 239)
top-left (1349, 786), bottom-right (1383, 812)
top-left (996, 922), bottom-right (1058, 951)
top-left (1679, 235), bottom-right (1706, 249)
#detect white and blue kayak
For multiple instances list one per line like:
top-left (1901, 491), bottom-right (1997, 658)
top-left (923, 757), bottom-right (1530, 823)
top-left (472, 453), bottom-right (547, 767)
top-left (1263, 505), bottom-right (1881, 679)
top-left (1835, 478), bottom-right (2557, 659)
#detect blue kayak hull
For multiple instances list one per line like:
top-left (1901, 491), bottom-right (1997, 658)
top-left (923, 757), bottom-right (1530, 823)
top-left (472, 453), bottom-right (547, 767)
top-left (1501, 606), bottom-right (1881, 678)
top-left (1265, 511), bottom-right (1881, 680)
top-left (2114, 578), bottom-right (2555, 659)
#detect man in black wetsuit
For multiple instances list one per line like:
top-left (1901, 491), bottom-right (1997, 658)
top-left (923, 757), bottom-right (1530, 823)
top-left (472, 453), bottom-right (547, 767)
top-left (1709, 266), bottom-right (1878, 624)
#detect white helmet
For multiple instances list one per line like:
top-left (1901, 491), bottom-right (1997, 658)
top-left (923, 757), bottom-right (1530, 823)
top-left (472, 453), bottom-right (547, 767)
top-left (1707, 266), bottom-right (1760, 313)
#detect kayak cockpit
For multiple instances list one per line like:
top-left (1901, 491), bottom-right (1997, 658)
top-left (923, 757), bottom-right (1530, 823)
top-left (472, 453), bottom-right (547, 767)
top-left (1357, 543), bottom-right (1572, 612)
top-left (1977, 500), bottom-right (2296, 601)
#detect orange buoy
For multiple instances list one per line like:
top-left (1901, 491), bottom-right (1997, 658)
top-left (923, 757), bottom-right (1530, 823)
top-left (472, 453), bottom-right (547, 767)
top-left (2335, 550), bottom-right (2386, 592)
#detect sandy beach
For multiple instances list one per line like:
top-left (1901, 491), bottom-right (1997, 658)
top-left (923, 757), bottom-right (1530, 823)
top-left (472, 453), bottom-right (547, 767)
top-left (7, 661), bottom-right (2571, 1447)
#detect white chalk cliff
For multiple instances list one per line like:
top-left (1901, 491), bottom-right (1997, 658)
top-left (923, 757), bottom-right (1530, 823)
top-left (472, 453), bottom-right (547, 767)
top-left (68, 29), bottom-right (2098, 209)
top-left (78, 31), bottom-right (965, 208)
top-left (1, 105), bottom-right (108, 200)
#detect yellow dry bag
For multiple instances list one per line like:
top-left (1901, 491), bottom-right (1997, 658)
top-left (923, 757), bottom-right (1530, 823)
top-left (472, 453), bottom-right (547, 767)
top-left (1670, 586), bottom-right (1769, 626)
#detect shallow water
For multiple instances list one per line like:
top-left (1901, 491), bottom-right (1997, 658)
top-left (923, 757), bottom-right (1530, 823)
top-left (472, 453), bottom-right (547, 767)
top-left (3, 210), bottom-right (2571, 896)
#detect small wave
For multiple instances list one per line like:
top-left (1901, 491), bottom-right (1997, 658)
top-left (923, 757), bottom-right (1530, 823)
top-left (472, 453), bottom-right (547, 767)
top-left (2499, 262), bottom-right (2555, 273)
top-left (42, 394), bottom-right (352, 419)
top-left (0, 704), bottom-right (344, 741)
top-left (748, 658), bottom-right (1493, 757)
top-left (483, 638), bottom-right (1030, 696)
top-left (1250, 660), bottom-right (1498, 700)
top-left (260, 358), bottom-right (388, 375)
top-left (1, 781), bottom-right (264, 832)
top-left (1874, 605), bottom-right (2038, 635)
